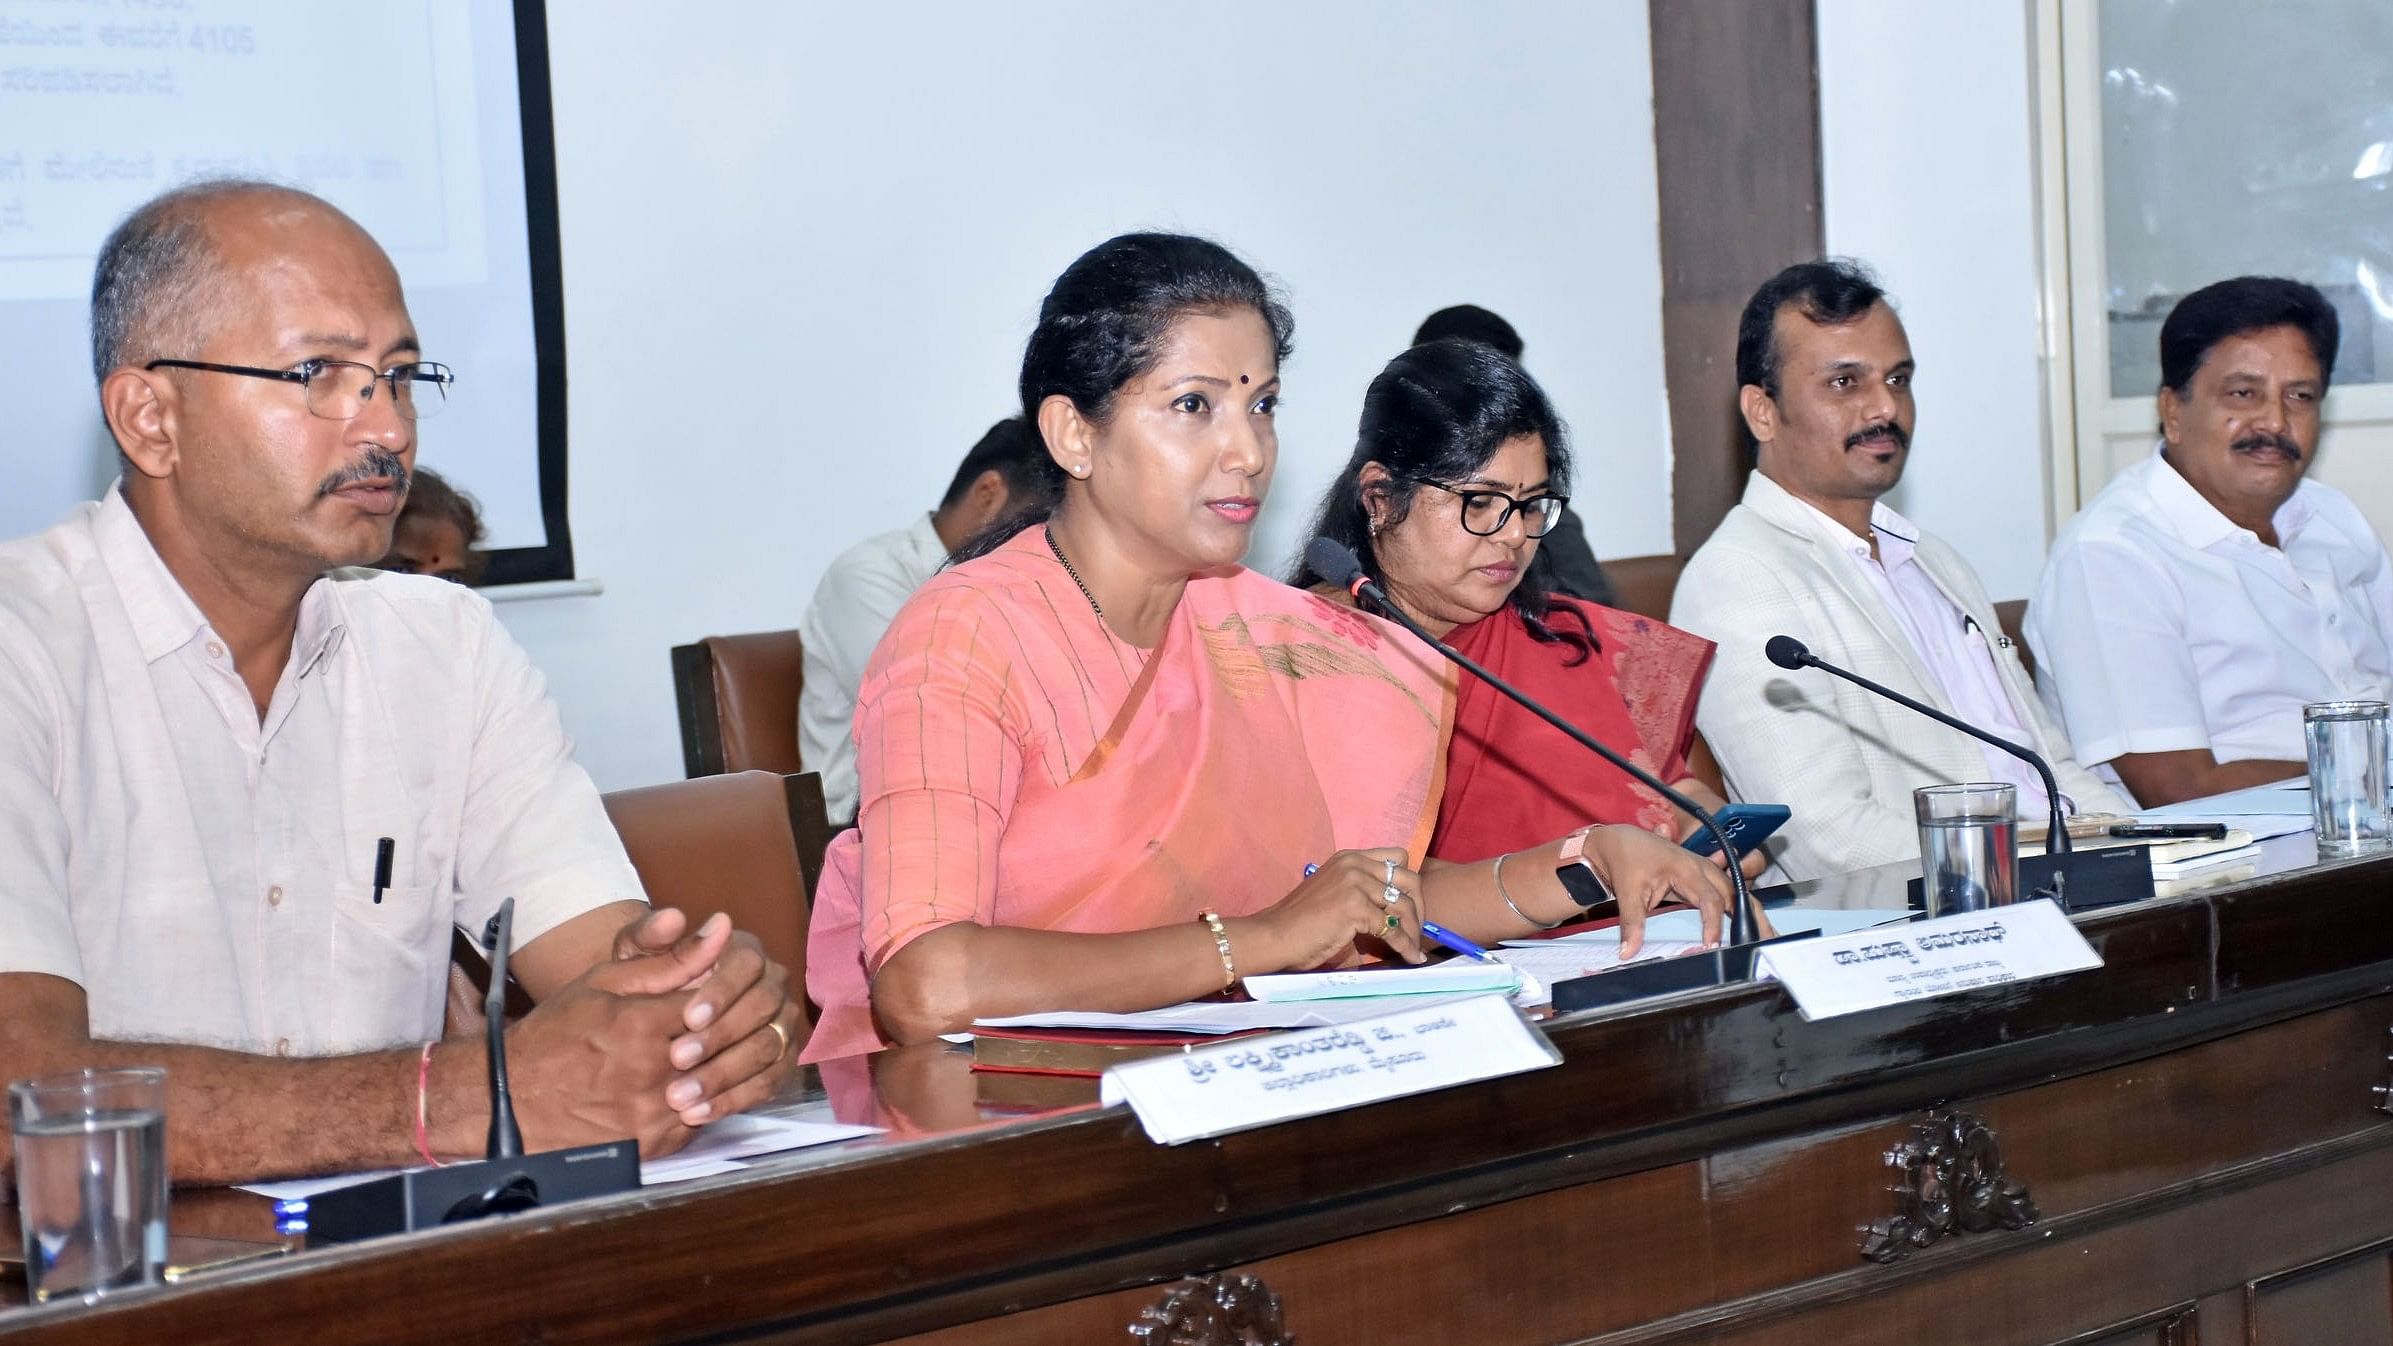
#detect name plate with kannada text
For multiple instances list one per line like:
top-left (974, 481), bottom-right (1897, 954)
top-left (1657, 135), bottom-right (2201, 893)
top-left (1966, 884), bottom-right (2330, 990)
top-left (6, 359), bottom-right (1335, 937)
top-left (1753, 898), bottom-right (2101, 1022)
top-left (1099, 993), bottom-right (1560, 1145)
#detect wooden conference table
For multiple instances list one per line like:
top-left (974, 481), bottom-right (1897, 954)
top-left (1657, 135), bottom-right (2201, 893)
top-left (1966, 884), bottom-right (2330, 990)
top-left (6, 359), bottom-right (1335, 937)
top-left (6, 834), bottom-right (2393, 1344)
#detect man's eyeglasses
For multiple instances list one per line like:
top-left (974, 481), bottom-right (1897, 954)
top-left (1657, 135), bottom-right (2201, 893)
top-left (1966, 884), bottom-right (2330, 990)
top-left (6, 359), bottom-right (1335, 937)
top-left (1415, 478), bottom-right (1570, 538)
top-left (144, 358), bottom-right (455, 422)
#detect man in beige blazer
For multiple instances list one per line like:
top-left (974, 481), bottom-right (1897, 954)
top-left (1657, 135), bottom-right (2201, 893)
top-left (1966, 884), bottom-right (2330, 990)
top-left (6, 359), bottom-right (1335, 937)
top-left (1671, 261), bottom-right (2128, 881)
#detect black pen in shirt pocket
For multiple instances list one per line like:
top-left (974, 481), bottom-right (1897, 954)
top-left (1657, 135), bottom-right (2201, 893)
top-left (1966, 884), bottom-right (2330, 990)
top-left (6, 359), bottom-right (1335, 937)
top-left (370, 837), bottom-right (394, 905)
top-left (1961, 612), bottom-right (2014, 650)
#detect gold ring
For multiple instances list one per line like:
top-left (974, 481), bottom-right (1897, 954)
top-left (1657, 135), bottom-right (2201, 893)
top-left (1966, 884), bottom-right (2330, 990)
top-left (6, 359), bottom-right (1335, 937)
top-left (766, 1019), bottom-right (791, 1065)
top-left (1384, 912), bottom-right (1403, 932)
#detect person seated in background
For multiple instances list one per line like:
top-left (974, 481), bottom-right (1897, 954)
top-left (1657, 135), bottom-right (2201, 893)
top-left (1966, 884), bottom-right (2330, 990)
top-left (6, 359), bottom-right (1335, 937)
top-left (1412, 304), bottom-right (1616, 607)
top-left (798, 415), bottom-right (1051, 822)
top-left (1671, 260), bottom-right (2128, 881)
top-left (373, 465), bottom-right (487, 584)
top-left (1292, 338), bottom-right (1758, 878)
top-left (0, 179), bottom-right (796, 1184)
top-left (2029, 277), bottom-right (2393, 806)
top-left (801, 233), bottom-right (1744, 1061)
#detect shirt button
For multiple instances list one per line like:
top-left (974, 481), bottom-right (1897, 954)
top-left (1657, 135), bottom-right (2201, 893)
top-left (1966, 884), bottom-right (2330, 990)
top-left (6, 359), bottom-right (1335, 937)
top-left (205, 640), bottom-right (225, 659)
top-left (266, 885), bottom-right (283, 907)
top-left (274, 1038), bottom-right (292, 1057)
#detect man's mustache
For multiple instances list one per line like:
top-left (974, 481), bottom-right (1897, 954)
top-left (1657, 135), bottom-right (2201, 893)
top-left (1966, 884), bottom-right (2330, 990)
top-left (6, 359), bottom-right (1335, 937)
top-left (316, 447), bottom-right (411, 499)
top-left (1846, 422), bottom-right (1910, 451)
top-left (2231, 431), bottom-right (2303, 462)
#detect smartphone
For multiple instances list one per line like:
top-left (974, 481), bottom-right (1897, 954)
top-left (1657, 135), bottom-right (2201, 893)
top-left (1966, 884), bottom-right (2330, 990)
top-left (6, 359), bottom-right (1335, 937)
top-left (1682, 803), bottom-right (1792, 859)
top-left (2106, 823), bottom-right (2229, 841)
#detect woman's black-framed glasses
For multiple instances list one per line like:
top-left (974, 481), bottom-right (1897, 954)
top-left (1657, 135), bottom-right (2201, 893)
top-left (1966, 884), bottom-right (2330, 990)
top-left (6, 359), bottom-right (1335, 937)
top-left (1415, 478), bottom-right (1569, 538)
top-left (144, 358), bottom-right (455, 421)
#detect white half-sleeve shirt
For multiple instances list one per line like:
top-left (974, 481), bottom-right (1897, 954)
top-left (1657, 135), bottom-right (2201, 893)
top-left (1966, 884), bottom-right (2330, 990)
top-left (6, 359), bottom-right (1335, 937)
top-left (0, 486), bottom-right (645, 1057)
top-left (2027, 445), bottom-right (2393, 767)
top-left (797, 513), bottom-right (947, 822)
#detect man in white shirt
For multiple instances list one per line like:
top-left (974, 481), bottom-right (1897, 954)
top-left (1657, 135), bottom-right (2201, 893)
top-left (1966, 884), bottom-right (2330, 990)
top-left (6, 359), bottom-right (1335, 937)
top-left (799, 416), bottom-right (1050, 820)
top-left (0, 180), bottom-right (796, 1183)
top-left (1672, 260), bottom-right (2128, 880)
top-left (2029, 277), bottom-right (2393, 806)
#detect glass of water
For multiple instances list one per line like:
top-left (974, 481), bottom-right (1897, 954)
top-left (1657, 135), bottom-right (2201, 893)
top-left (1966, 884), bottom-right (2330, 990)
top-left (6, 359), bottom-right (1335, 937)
top-left (1915, 783), bottom-right (2019, 917)
top-left (8, 1067), bottom-right (168, 1304)
top-left (2306, 700), bottom-right (2390, 857)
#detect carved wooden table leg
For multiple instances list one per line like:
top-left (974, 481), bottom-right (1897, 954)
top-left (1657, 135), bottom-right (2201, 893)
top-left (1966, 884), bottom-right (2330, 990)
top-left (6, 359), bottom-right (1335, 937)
top-left (1127, 1273), bottom-right (1293, 1346)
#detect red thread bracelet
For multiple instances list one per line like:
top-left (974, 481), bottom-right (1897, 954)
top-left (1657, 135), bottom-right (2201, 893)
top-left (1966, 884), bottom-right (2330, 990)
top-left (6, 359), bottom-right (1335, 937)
top-left (413, 1041), bottom-right (444, 1167)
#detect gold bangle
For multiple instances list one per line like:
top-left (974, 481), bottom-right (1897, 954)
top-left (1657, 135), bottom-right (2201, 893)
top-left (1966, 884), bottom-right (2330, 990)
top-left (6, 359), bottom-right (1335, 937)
top-left (1493, 851), bottom-right (1562, 930)
top-left (1197, 909), bottom-right (1237, 989)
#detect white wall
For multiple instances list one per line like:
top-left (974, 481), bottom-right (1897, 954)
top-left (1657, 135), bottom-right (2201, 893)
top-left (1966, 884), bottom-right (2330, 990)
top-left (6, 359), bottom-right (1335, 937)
top-left (1817, 0), bottom-right (2052, 600)
top-left (509, 0), bottom-right (1674, 790)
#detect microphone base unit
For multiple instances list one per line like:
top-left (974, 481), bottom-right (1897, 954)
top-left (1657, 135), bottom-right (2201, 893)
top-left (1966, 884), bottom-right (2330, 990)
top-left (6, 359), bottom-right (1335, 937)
top-left (1905, 847), bottom-right (2154, 915)
top-left (1549, 929), bottom-right (1822, 1013)
top-left (275, 1139), bottom-right (640, 1246)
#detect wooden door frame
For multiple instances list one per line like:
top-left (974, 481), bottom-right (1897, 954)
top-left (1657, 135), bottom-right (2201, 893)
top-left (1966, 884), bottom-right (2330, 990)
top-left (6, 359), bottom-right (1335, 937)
top-left (1650, 0), bottom-right (1825, 556)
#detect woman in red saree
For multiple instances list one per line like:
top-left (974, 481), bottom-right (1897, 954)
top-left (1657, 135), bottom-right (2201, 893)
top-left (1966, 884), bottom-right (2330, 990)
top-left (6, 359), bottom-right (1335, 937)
top-left (1292, 339), bottom-right (1745, 869)
top-left (803, 236), bottom-right (1741, 1061)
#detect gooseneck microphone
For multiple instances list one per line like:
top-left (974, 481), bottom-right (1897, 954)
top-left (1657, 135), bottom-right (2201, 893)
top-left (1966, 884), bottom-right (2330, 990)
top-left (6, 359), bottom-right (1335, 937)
top-left (482, 898), bottom-right (526, 1160)
top-left (1307, 538), bottom-right (1759, 948)
top-left (1764, 634), bottom-right (2071, 856)
top-left (271, 895), bottom-right (640, 1244)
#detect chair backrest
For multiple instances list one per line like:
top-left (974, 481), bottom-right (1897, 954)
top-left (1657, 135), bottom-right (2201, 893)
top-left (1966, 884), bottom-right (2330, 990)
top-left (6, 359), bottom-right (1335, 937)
top-left (601, 770), bottom-right (821, 1047)
top-left (1601, 553), bottom-right (1685, 622)
top-left (671, 630), bottom-right (806, 778)
top-left (1993, 599), bottom-right (2035, 680)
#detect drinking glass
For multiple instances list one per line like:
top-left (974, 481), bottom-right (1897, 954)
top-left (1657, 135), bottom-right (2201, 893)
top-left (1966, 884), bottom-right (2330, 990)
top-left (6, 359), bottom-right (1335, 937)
top-left (1915, 783), bottom-right (2019, 916)
top-left (2306, 700), bottom-right (2390, 857)
top-left (9, 1067), bottom-right (168, 1304)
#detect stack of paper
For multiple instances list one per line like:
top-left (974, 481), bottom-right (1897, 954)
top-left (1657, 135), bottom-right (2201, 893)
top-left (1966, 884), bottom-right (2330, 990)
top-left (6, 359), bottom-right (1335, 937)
top-left (240, 1113), bottom-right (884, 1200)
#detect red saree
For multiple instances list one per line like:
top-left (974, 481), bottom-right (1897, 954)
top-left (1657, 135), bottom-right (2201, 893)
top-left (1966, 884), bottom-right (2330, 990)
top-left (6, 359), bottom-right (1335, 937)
top-left (1430, 597), bottom-right (1715, 863)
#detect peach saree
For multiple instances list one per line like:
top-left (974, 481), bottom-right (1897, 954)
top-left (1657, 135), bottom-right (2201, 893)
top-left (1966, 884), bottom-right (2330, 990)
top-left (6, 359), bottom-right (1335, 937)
top-left (802, 528), bottom-right (1453, 1061)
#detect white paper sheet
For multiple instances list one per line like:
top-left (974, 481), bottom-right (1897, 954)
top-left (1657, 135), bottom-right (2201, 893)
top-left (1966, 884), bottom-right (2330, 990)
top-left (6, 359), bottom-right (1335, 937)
top-left (1243, 962), bottom-right (1520, 1002)
top-left (973, 992), bottom-right (1487, 1036)
top-left (1501, 905), bottom-right (1912, 948)
top-left (2143, 780), bottom-right (2312, 817)
top-left (1490, 941), bottom-right (1713, 1008)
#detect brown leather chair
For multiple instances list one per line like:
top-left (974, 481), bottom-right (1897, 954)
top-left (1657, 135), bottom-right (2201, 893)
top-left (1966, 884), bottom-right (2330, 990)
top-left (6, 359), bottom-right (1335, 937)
top-left (601, 770), bottom-right (830, 1048)
top-left (1993, 598), bottom-right (2035, 680)
top-left (1600, 553), bottom-right (1685, 622)
top-left (672, 630), bottom-right (806, 778)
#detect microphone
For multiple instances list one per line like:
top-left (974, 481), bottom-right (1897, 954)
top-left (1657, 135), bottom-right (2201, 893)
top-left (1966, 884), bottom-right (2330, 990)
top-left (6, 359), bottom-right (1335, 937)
top-left (1763, 635), bottom-right (2069, 855)
top-left (482, 899), bottom-right (526, 1160)
top-left (272, 896), bottom-right (639, 1244)
top-left (1306, 538), bottom-right (1766, 954)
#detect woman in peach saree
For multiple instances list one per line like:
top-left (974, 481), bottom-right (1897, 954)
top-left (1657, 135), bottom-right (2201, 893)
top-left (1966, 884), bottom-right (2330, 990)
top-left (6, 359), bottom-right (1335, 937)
top-left (803, 234), bottom-right (1739, 1062)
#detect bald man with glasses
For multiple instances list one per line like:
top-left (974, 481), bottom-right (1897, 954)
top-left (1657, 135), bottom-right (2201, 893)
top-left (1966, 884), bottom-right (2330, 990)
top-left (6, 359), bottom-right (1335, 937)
top-left (0, 180), bottom-right (797, 1184)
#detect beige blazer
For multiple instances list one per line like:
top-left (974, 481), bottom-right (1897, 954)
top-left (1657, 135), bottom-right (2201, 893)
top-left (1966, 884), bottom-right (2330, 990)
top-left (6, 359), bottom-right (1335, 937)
top-left (1670, 473), bottom-right (2130, 881)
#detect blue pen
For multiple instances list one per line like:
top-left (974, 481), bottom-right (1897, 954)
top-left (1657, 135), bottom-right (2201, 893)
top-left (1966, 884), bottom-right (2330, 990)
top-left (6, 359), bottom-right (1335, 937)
top-left (1419, 921), bottom-right (1500, 963)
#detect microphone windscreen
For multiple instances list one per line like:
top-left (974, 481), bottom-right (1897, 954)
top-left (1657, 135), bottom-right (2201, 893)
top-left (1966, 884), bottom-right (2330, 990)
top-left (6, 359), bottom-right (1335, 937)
top-left (1304, 536), bottom-right (1366, 590)
top-left (1764, 635), bottom-right (1811, 670)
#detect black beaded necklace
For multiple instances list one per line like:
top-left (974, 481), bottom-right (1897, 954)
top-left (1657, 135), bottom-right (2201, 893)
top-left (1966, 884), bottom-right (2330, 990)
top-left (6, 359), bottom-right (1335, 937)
top-left (1043, 526), bottom-right (1103, 620)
